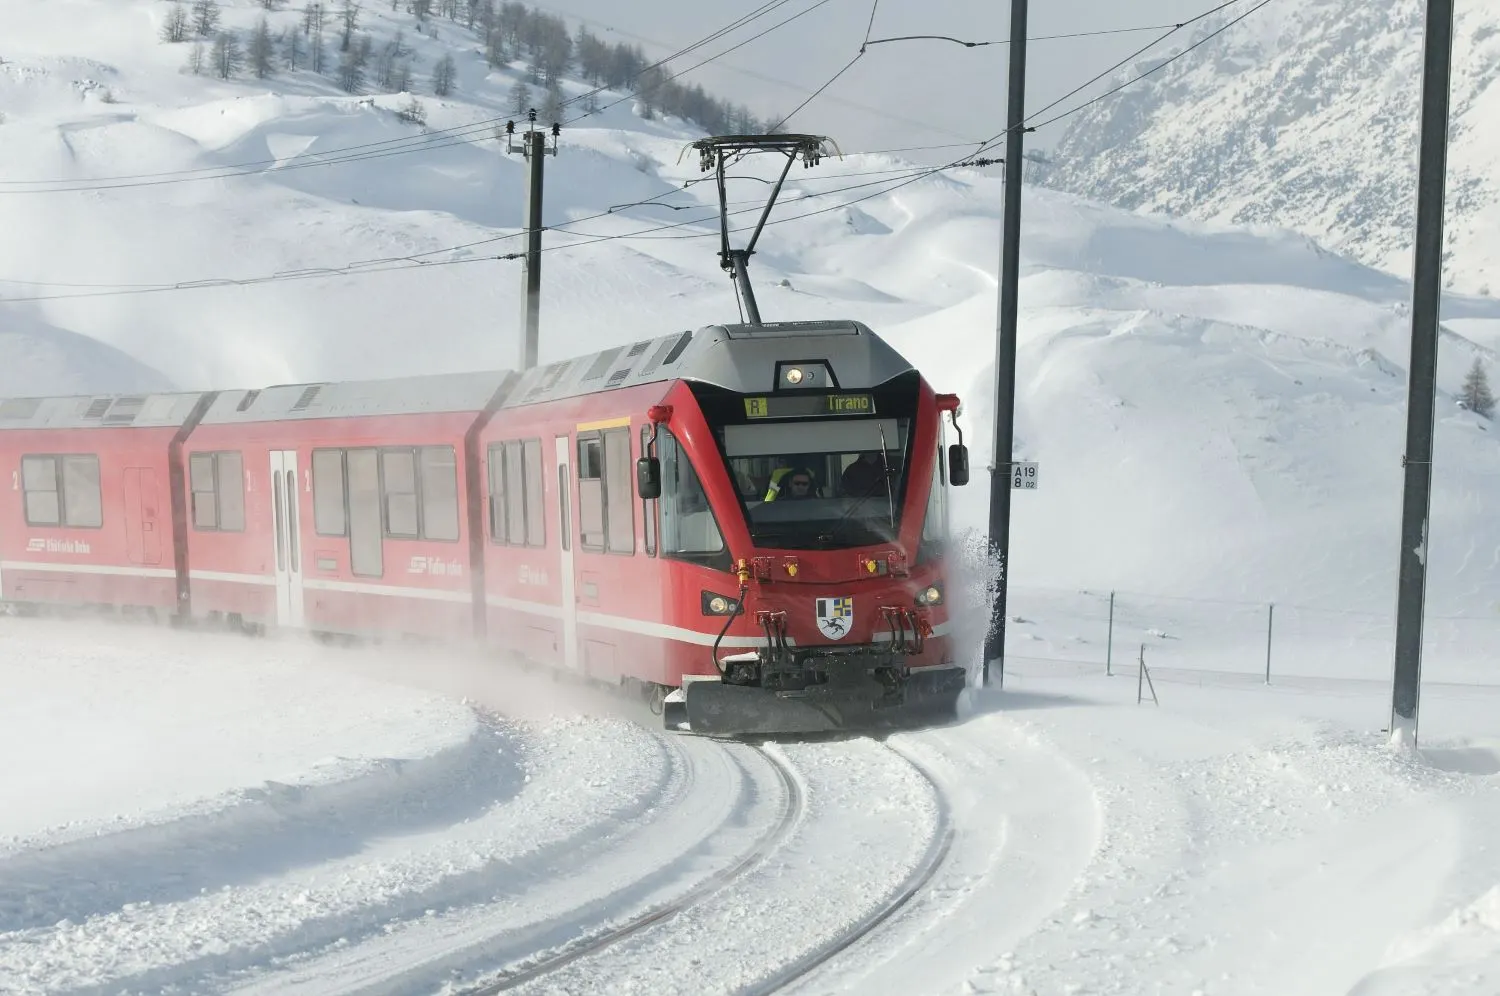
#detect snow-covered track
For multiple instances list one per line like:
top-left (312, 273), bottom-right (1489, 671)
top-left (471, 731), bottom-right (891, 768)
top-left (451, 742), bottom-right (803, 995)
top-left (0, 717), bottom-right (685, 996)
top-left (204, 732), bottom-right (796, 996)
top-left (740, 739), bottom-right (954, 996)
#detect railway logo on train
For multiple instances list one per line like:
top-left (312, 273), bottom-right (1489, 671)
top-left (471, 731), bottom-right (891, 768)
top-left (815, 596), bottom-right (853, 640)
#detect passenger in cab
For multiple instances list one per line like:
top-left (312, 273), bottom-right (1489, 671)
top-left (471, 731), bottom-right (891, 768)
top-left (840, 452), bottom-right (889, 498)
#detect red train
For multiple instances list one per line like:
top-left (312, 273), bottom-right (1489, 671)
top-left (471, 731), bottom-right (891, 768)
top-left (0, 320), bottom-right (970, 735)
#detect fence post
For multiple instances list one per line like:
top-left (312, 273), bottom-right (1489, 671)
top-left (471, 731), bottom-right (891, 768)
top-left (1106, 590), bottom-right (1115, 676)
top-left (1137, 643), bottom-right (1144, 703)
top-left (1134, 645), bottom-right (1158, 708)
top-left (1265, 602), bottom-right (1275, 685)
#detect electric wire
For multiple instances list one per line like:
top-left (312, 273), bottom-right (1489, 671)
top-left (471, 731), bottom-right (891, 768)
top-left (0, 0), bottom-right (1267, 301)
top-left (1020, 0), bottom-right (1275, 134)
top-left (0, 0), bottom-right (811, 192)
top-left (557, 0), bottom-right (805, 112)
top-left (0, 2), bottom-right (1245, 194)
top-left (563, 0), bottom-right (842, 126)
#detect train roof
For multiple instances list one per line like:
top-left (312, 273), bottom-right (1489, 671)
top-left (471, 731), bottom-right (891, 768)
top-left (199, 370), bottom-right (513, 425)
top-left (0, 391), bottom-right (211, 431)
top-left (0, 321), bottom-right (915, 429)
top-left (502, 319), bottom-right (914, 408)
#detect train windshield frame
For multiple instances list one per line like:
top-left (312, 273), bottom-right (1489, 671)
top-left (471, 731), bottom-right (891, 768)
top-left (691, 379), bottom-right (921, 551)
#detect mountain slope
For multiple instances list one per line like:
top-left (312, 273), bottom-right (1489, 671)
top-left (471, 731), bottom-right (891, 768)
top-left (1034, 0), bottom-right (1500, 297)
top-left (0, 307), bottom-right (173, 395)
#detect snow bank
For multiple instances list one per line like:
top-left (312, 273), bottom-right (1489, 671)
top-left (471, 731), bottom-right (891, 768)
top-left (0, 617), bottom-right (476, 851)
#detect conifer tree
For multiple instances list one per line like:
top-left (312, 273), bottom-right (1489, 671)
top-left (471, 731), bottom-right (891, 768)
top-left (1461, 357), bottom-right (1495, 418)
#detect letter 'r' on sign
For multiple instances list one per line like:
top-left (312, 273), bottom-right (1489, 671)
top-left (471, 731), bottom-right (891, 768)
top-left (1011, 461), bottom-right (1039, 490)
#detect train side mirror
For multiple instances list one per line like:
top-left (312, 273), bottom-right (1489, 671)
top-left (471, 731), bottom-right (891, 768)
top-left (637, 456), bottom-right (662, 500)
top-left (948, 444), bottom-right (970, 486)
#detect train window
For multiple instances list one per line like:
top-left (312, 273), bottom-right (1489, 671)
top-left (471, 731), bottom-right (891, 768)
top-left (347, 448), bottom-right (383, 577)
top-left (487, 439), bottom-right (546, 548)
top-left (419, 446), bottom-right (460, 542)
top-left (21, 454), bottom-right (104, 529)
top-left (61, 455), bottom-right (103, 528)
top-left (504, 441), bottom-right (526, 544)
top-left (640, 425), bottom-right (656, 557)
top-left (312, 449), bottom-right (348, 537)
top-left (920, 425), bottom-right (948, 562)
top-left (21, 456), bottom-right (61, 526)
top-left (486, 443), bottom-right (507, 543)
top-left (219, 452), bottom-right (245, 531)
top-left (603, 428), bottom-right (634, 555)
top-left (523, 438), bottom-right (545, 547)
top-left (717, 417), bottom-right (912, 550)
top-left (380, 449), bottom-right (420, 539)
top-left (657, 429), bottom-right (728, 569)
top-left (190, 454), bottom-right (216, 529)
top-left (577, 435), bottom-right (605, 551)
top-left (189, 452), bottom-right (245, 531)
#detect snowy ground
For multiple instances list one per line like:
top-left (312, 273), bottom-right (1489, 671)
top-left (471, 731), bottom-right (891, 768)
top-left (4, 612), bottom-right (1500, 996)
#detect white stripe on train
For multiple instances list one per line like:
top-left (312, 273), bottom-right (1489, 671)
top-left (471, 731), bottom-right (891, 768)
top-left (1, 561), bottom-right (950, 647)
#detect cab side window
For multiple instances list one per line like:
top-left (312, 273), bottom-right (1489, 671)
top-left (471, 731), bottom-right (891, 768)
top-left (657, 428), bottom-right (729, 571)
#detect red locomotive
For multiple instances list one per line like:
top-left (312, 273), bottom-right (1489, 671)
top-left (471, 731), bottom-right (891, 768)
top-left (0, 319), bottom-right (971, 735)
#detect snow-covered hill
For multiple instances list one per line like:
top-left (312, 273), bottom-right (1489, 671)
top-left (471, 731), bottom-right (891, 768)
top-left (8, 0), bottom-right (1500, 621)
top-left (1034, 0), bottom-right (1500, 297)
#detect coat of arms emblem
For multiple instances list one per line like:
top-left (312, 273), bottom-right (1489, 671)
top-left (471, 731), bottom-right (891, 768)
top-left (815, 596), bottom-right (853, 640)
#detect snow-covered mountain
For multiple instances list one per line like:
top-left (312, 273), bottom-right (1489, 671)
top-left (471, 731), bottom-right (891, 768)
top-left (9, 0), bottom-right (1500, 620)
top-left (1035, 0), bottom-right (1500, 297)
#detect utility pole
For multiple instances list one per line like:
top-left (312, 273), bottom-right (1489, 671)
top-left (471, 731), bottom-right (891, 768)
top-left (1391, 0), bottom-right (1457, 746)
top-left (983, 0), bottom-right (1029, 688)
top-left (505, 110), bottom-right (559, 371)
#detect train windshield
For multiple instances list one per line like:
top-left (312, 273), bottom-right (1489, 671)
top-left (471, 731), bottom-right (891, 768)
top-left (716, 416), bottom-right (913, 550)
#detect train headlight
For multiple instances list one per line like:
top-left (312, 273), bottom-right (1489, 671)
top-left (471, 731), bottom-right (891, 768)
top-left (775, 361), bottom-right (830, 389)
top-left (702, 591), bottom-right (742, 616)
top-left (916, 584), bottom-right (944, 606)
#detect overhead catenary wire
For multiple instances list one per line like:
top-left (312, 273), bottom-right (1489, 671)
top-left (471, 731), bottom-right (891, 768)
top-left (563, 0), bottom-right (841, 127)
top-left (1, 2), bottom-right (1246, 195)
top-left (1019, 0), bottom-right (1275, 135)
top-left (0, 0), bottom-right (817, 193)
top-left (0, 157), bottom-right (1000, 303)
top-left (0, 0), bottom-right (1266, 302)
top-left (969, 0), bottom-right (1249, 155)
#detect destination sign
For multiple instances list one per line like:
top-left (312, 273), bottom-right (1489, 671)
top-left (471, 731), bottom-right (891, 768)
top-left (743, 393), bottom-right (876, 419)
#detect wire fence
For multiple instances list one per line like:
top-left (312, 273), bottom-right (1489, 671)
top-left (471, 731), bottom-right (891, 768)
top-left (993, 585), bottom-right (1500, 689)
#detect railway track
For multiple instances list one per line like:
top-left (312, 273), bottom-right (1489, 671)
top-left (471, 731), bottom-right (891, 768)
top-left (741, 739), bottom-right (956, 996)
top-left (466, 736), bottom-right (954, 996)
top-left (454, 741), bottom-right (805, 995)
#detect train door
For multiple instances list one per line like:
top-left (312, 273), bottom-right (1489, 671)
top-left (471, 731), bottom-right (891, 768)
top-left (269, 450), bottom-right (305, 627)
top-left (554, 435), bottom-right (580, 671)
top-left (123, 468), bottom-right (162, 565)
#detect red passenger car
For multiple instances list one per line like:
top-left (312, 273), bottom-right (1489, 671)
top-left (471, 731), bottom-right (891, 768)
top-left (182, 372), bottom-right (510, 636)
top-left (0, 392), bottom-right (212, 615)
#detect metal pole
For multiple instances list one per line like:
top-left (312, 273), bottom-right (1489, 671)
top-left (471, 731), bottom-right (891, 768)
top-left (729, 251), bottom-right (762, 325)
top-left (983, 0), bottom-right (1028, 688)
top-left (1391, 0), bottom-right (1456, 745)
top-left (1264, 602), bottom-right (1274, 685)
top-left (1106, 590), bottom-right (1115, 676)
top-left (520, 127), bottom-right (545, 370)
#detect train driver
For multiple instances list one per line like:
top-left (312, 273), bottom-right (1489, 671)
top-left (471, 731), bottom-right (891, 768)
top-left (764, 465), bottom-right (817, 501)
